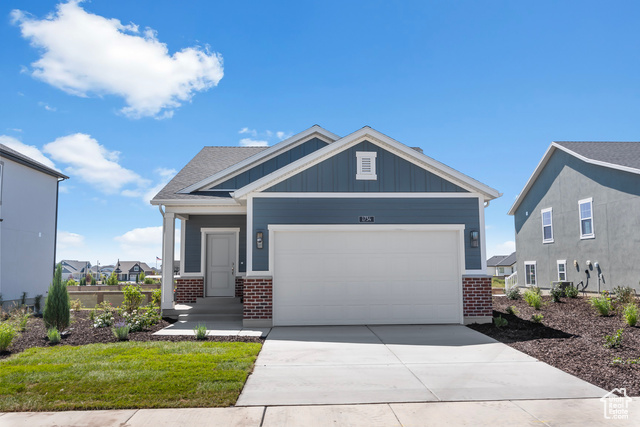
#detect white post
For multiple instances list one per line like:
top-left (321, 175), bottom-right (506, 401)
top-left (161, 212), bottom-right (176, 310)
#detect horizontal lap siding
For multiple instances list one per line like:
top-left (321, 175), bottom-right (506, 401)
top-left (184, 215), bottom-right (247, 273)
top-left (252, 197), bottom-right (481, 271)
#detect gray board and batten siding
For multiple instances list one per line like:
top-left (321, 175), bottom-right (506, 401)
top-left (514, 148), bottom-right (640, 291)
top-left (209, 137), bottom-right (328, 190)
top-left (252, 197), bottom-right (482, 271)
top-left (265, 140), bottom-right (468, 193)
top-left (183, 215), bottom-right (247, 273)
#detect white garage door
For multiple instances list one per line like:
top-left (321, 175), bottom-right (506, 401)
top-left (271, 225), bottom-right (463, 326)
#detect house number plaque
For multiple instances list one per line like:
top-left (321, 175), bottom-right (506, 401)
top-left (359, 216), bottom-right (375, 223)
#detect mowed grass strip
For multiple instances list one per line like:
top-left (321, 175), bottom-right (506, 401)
top-left (0, 341), bottom-right (261, 411)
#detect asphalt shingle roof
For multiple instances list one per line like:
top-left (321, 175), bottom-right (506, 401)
top-left (152, 146), bottom-right (268, 202)
top-left (554, 141), bottom-right (640, 171)
top-left (487, 252), bottom-right (516, 267)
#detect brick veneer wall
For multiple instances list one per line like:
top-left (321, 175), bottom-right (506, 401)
top-left (235, 276), bottom-right (244, 298)
top-left (174, 277), bottom-right (204, 304)
top-left (462, 275), bottom-right (492, 317)
top-left (243, 277), bottom-right (272, 320)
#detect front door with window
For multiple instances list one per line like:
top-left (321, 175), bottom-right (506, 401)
top-left (206, 232), bottom-right (236, 297)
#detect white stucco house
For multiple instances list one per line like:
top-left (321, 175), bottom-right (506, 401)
top-left (0, 144), bottom-right (67, 308)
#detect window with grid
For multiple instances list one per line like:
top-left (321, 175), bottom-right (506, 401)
top-left (541, 208), bottom-right (553, 243)
top-left (557, 260), bottom-right (567, 281)
top-left (525, 262), bottom-right (537, 286)
top-left (579, 198), bottom-right (594, 238)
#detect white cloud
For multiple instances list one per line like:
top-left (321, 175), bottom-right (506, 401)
top-left (0, 135), bottom-right (56, 168)
top-left (276, 131), bottom-right (292, 140)
top-left (8, 128), bottom-right (23, 133)
top-left (12, 1), bottom-right (224, 119)
top-left (239, 138), bottom-right (269, 147)
top-left (115, 225), bottom-right (180, 265)
top-left (490, 240), bottom-right (516, 256)
top-left (239, 127), bottom-right (257, 137)
top-left (57, 231), bottom-right (85, 249)
top-left (38, 101), bottom-right (57, 112)
top-left (43, 133), bottom-right (148, 193)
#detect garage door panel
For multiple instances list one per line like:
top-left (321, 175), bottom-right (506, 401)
top-left (273, 229), bottom-right (462, 326)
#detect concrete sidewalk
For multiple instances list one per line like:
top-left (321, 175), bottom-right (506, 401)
top-left (1, 398), bottom-right (638, 426)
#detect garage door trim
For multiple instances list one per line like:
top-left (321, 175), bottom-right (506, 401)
top-left (269, 224), bottom-right (466, 325)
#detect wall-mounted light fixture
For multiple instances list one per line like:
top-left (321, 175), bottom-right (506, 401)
top-left (256, 231), bottom-right (263, 249)
top-left (470, 231), bottom-right (479, 248)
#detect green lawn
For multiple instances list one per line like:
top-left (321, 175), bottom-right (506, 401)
top-left (0, 341), bottom-right (262, 411)
top-left (492, 277), bottom-right (505, 288)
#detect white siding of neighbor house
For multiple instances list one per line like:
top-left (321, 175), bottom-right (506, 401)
top-left (0, 157), bottom-right (58, 304)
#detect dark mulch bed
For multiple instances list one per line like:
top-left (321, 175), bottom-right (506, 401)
top-left (1, 311), bottom-right (263, 360)
top-left (468, 295), bottom-right (640, 396)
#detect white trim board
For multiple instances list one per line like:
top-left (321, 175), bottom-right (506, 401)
top-left (177, 125), bottom-right (340, 194)
top-left (233, 126), bottom-right (501, 201)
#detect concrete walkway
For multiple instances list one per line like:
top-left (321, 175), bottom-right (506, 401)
top-left (1, 398), bottom-right (638, 426)
top-left (237, 325), bottom-right (606, 406)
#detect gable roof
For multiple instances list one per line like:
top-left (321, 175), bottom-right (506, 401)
top-left (176, 125), bottom-right (340, 195)
top-left (487, 255), bottom-right (508, 267)
top-left (499, 252), bottom-right (517, 266)
top-left (115, 261), bottom-right (152, 273)
top-left (60, 260), bottom-right (91, 272)
top-left (151, 146), bottom-right (267, 203)
top-left (508, 141), bottom-right (640, 215)
top-left (487, 252), bottom-right (516, 267)
top-left (233, 126), bottom-right (501, 200)
top-left (0, 143), bottom-right (68, 180)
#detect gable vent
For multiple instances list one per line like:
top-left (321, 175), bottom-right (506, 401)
top-left (356, 151), bottom-right (377, 180)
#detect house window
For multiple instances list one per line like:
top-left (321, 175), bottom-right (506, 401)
top-left (134, 266), bottom-right (139, 271)
top-left (579, 198), bottom-right (594, 239)
top-left (356, 152), bottom-right (377, 180)
top-left (541, 208), bottom-right (553, 243)
top-left (525, 261), bottom-right (537, 286)
top-left (498, 267), bottom-right (505, 275)
top-left (557, 260), bottom-right (567, 281)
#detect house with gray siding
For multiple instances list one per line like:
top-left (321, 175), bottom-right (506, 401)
top-left (0, 144), bottom-right (67, 308)
top-left (509, 141), bottom-right (640, 292)
top-left (152, 125), bottom-right (501, 326)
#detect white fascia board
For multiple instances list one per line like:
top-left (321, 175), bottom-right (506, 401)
top-left (164, 205), bottom-right (247, 215)
top-left (254, 192), bottom-right (482, 198)
top-left (234, 126), bottom-right (501, 200)
top-left (176, 125), bottom-right (340, 194)
top-left (151, 198), bottom-right (241, 206)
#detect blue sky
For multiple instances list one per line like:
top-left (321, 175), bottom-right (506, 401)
top-left (1, 0), bottom-right (639, 267)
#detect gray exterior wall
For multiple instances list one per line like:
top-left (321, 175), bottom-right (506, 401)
top-left (252, 197), bottom-right (482, 271)
top-left (265, 140), bottom-right (468, 193)
top-left (184, 215), bottom-right (247, 273)
top-left (211, 137), bottom-right (327, 190)
top-left (514, 149), bottom-right (640, 291)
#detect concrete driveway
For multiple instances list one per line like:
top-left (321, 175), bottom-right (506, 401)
top-left (236, 325), bottom-right (607, 406)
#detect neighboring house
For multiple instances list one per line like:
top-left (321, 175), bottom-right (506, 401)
top-left (486, 252), bottom-right (516, 277)
top-left (152, 125), bottom-right (501, 327)
top-left (509, 141), bottom-right (640, 292)
top-left (88, 264), bottom-right (114, 280)
top-left (0, 144), bottom-right (68, 308)
top-left (59, 260), bottom-right (91, 281)
top-left (114, 261), bottom-right (153, 282)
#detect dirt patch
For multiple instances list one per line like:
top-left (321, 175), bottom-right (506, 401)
top-left (1, 311), bottom-right (263, 360)
top-left (468, 295), bottom-right (640, 396)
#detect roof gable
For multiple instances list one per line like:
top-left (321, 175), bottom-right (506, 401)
top-left (233, 127), bottom-right (500, 200)
top-left (509, 141), bottom-right (640, 215)
top-left (177, 125), bottom-right (339, 195)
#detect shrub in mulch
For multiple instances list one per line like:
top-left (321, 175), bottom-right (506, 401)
top-left (468, 295), bottom-right (640, 396)
top-left (1, 311), bottom-right (262, 360)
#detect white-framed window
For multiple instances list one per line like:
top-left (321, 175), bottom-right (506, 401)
top-left (525, 261), bottom-right (537, 286)
top-left (356, 151), bottom-right (377, 180)
top-left (557, 260), bottom-right (567, 281)
top-left (541, 207), bottom-right (553, 243)
top-left (498, 267), bottom-right (505, 275)
top-left (579, 197), bottom-right (594, 239)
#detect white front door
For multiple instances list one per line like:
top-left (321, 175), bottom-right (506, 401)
top-left (206, 232), bottom-right (236, 297)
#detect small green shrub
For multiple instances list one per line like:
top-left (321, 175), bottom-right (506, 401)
top-left (623, 303), bottom-right (638, 327)
top-left (139, 271), bottom-right (146, 283)
top-left (550, 283), bottom-right (564, 302)
top-left (47, 327), bottom-right (61, 344)
top-left (493, 316), bottom-right (508, 328)
top-left (604, 329), bottom-right (623, 349)
top-left (505, 286), bottom-right (521, 300)
top-left (34, 294), bottom-right (43, 313)
top-left (20, 292), bottom-right (27, 306)
top-left (107, 272), bottom-right (119, 286)
top-left (151, 288), bottom-right (161, 306)
top-left (531, 313), bottom-right (544, 323)
top-left (613, 286), bottom-right (636, 304)
top-left (194, 323), bottom-right (209, 339)
top-left (18, 313), bottom-right (30, 332)
top-left (70, 299), bottom-right (83, 312)
top-left (79, 276), bottom-right (86, 286)
top-left (122, 305), bottom-right (161, 332)
top-left (144, 277), bottom-right (154, 285)
top-left (589, 293), bottom-right (613, 316)
top-left (43, 264), bottom-right (71, 332)
top-left (564, 284), bottom-right (580, 298)
top-left (112, 322), bottom-right (130, 341)
top-left (529, 286), bottom-right (542, 295)
top-left (66, 278), bottom-right (77, 287)
top-left (505, 306), bottom-right (519, 315)
top-left (123, 284), bottom-right (144, 313)
top-left (611, 356), bottom-right (640, 366)
top-left (0, 323), bottom-right (17, 351)
top-left (524, 289), bottom-right (543, 310)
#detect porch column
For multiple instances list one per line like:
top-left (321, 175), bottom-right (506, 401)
top-left (161, 211), bottom-right (175, 309)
